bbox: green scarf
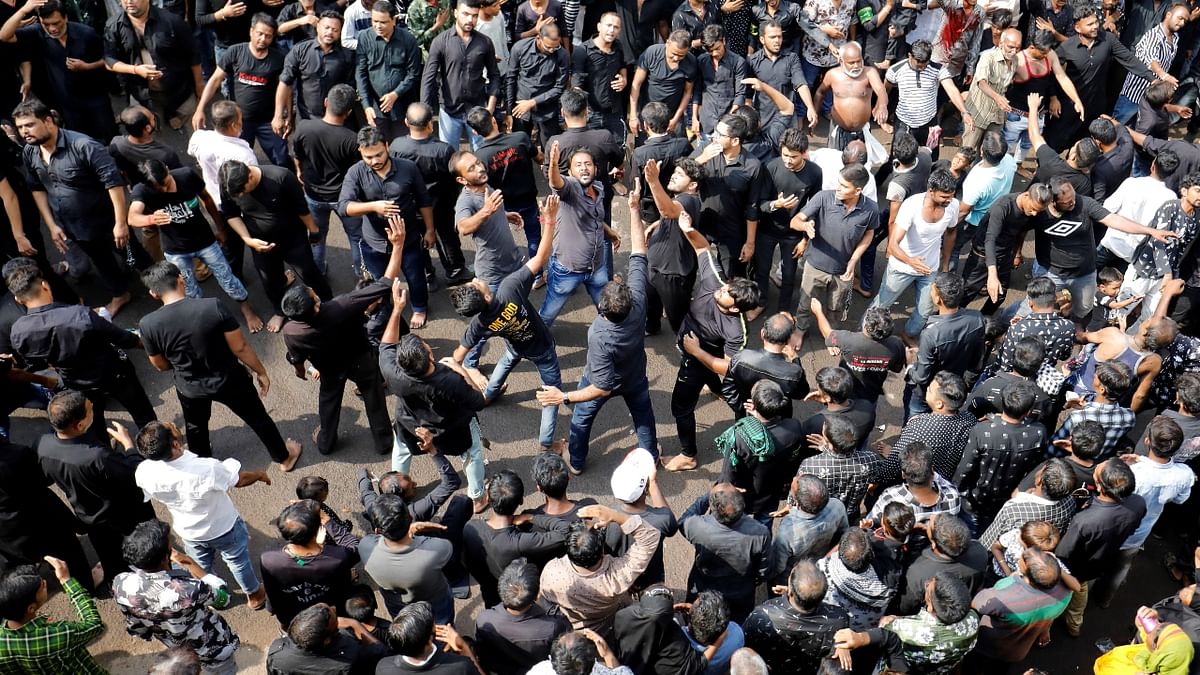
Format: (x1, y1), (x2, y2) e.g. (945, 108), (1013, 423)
(716, 417), (775, 467)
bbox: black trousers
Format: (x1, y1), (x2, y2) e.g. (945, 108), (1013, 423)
(755, 230), (803, 312)
(961, 246), (1011, 315)
(671, 353), (739, 458)
(178, 369), (289, 463)
(1095, 245), (1130, 273)
(1171, 284), (1200, 333)
(74, 236), (130, 298)
(317, 351), (393, 455)
(513, 117), (563, 150)
(89, 507), (154, 588)
(252, 232), (331, 311)
(646, 272), (694, 335)
(426, 199), (466, 277)
(80, 356), (156, 440)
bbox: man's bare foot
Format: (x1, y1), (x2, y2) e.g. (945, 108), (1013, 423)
(91, 563), (104, 588)
(105, 292), (132, 318)
(473, 495), (489, 514)
(312, 426), (321, 443)
(266, 315), (286, 333)
(276, 439), (303, 472)
(241, 304), (264, 333)
(247, 587), (267, 610)
(900, 332), (918, 349)
(284, 269), (297, 285)
(663, 454), (698, 471)
(549, 439), (567, 456)
(410, 311), (427, 329)
(745, 307), (764, 322)
(533, 276), (546, 290)
(853, 283), (873, 299)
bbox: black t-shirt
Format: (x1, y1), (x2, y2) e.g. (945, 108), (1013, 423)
(218, 43), (287, 124)
(460, 266), (553, 358)
(473, 132), (539, 203)
(221, 165), (310, 240)
(1034, 196), (1110, 277)
(799, 398), (877, 450)
(826, 329), (905, 401)
(107, 137), (182, 185)
(637, 44), (699, 114)
(678, 250), (746, 358)
(291, 119), (360, 202)
(129, 168), (216, 255)
(761, 158), (823, 237)
(1033, 144), (1093, 198)
(138, 298), (242, 398)
(1019, 456), (1096, 494)
(1056, 495), (1147, 582)
(648, 192), (701, 278)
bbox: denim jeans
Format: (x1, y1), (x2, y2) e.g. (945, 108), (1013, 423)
(587, 110), (627, 145)
(514, 200), (541, 262)
(0, 381), (50, 440)
(438, 109), (482, 149)
(382, 588), (454, 625)
(362, 242), (429, 312)
(1033, 259), (1096, 320)
(1002, 111), (1040, 161)
(870, 263), (936, 336)
(240, 122), (289, 166)
(538, 255), (610, 327)
(307, 196), (363, 276)
(1112, 94), (1140, 125)
(567, 374), (658, 472)
(164, 242), (248, 301)
(799, 59), (833, 119)
(392, 418), (486, 499)
(484, 345), (561, 447)
(182, 518), (260, 595)
(902, 380), (932, 423)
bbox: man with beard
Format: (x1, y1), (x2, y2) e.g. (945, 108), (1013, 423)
(355, 0), (423, 142)
(814, 42), (888, 155)
(571, 12), (629, 143)
(746, 20), (817, 143)
(274, 12), (356, 133)
(1044, 5), (1155, 151)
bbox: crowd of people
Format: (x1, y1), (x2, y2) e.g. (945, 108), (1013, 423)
(0, 0), (1198, 671)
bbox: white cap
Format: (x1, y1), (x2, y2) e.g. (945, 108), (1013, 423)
(611, 448), (655, 503)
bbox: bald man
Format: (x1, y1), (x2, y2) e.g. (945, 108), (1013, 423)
(813, 42), (889, 153)
(961, 29), (1022, 150)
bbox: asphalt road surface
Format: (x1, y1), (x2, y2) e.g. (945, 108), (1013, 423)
(12, 143), (1173, 675)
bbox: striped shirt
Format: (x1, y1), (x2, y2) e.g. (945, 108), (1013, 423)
(1121, 24), (1178, 104)
(886, 60), (952, 127)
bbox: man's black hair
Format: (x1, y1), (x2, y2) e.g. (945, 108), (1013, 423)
(927, 169), (958, 194)
(909, 40), (932, 62)
(1030, 28), (1056, 51)
(1038, 458), (1078, 500)
(717, 113), (748, 141)
(1069, 420), (1105, 461)
(1145, 416), (1184, 459)
(136, 421), (177, 461)
(837, 527), (873, 573)
(326, 84), (357, 117)
(36, 0), (67, 19)
(250, 10), (277, 30)
(487, 469), (525, 516)
(779, 127), (809, 154)
(138, 158), (172, 187)
(709, 485), (745, 526)
(357, 125), (387, 148)
(724, 278), (761, 311)
(1010, 336), (1046, 378)
(550, 632), (600, 675)
(1088, 118), (1117, 145)
(560, 88), (588, 118)
(11, 98), (52, 122)
(532, 452), (570, 499)
(762, 312), (796, 345)
(840, 163), (869, 189)
(882, 502), (915, 538)
(1178, 372), (1200, 415)
(933, 272), (966, 309)
(1097, 458), (1136, 499)
(280, 283), (317, 320)
(640, 102), (671, 135)
(295, 476), (330, 501)
(598, 279), (633, 323)
(1000, 380), (1036, 419)
(700, 24), (725, 49)
(900, 441), (934, 486)
(751, 379), (789, 420)
(387, 601), (435, 656)
(119, 105), (154, 137)
(275, 500), (322, 545)
(1023, 548), (1062, 589)
(1026, 276), (1057, 309)
(141, 261), (183, 297)
(794, 474), (829, 515)
(47, 389), (88, 432)
(393, 334), (431, 377)
(218, 159), (252, 198)
(823, 414), (857, 454)
(0, 566), (42, 622)
(788, 560), (827, 612)
(1153, 150), (1181, 179)
(366, 493), (412, 541)
(1096, 361), (1133, 401)
(816, 366), (853, 404)
(862, 307), (894, 340)
(448, 284), (488, 318)
(465, 106), (495, 136)
(933, 371), (967, 411)
(343, 584), (379, 622)
(123, 519), (172, 571)
(891, 132), (919, 166)
(930, 514), (970, 557)
(928, 572), (971, 624)
(565, 520), (605, 568)
(981, 131), (1006, 165)
(1074, 138), (1101, 169)
(288, 604), (335, 651)
(498, 557), (540, 611)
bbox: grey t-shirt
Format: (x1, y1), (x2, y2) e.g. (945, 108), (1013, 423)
(800, 191), (880, 275)
(455, 188), (524, 285)
(359, 534), (452, 606)
(553, 178), (608, 273)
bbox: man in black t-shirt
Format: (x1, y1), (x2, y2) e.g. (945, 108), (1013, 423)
(138, 262), (302, 472)
(811, 302), (904, 402)
(129, 161), (263, 331)
(642, 157), (702, 335)
(1033, 176), (1175, 322)
(965, 184), (1052, 314)
(219, 160), (332, 333)
(756, 128), (823, 313)
(450, 198), (561, 452)
(663, 208), (761, 472)
(195, 15), (289, 166)
(280, 225), (408, 457)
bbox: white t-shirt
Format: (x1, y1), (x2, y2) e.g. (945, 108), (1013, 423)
(1100, 176), (1177, 261)
(891, 192), (960, 275)
(135, 451), (242, 542)
(812, 148), (879, 203)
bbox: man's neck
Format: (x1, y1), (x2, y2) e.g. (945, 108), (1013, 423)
(595, 37), (613, 52)
(1001, 413), (1023, 425)
(160, 291), (186, 306)
(487, 514), (513, 529)
(410, 129), (432, 140)
(249, 44), (269, 59)
(485, 129), (500, 140)
(1182, 198), (1196, 216)
(127, 133), (154, 146)
(403, 643), (437, 665)
(1030, 304), (1055, 314)
(321, 113), (346, 126)
(841, 194), (860, 209)
(39, 128), (59, 153)
(647, 131), (667, 141)
(938, 305), (959, 317)
(455, 25), (471, 39)
(22, 295), (52, 310)
(763, 342), (785, 354)
(374, 159), (393, 178)
(564, 116), (587, 130)
(1149, 452), (1171, 465)
(318, 40), (335, 53)
(825, 400), (849, 412)
(54, 430), (83, 441)
(542, 497), (573, 515)
(722, 146), (741, 163)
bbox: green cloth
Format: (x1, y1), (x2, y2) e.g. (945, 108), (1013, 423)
(407, 0), (451, 55)
(885, 608), (980, 675)
(0, 578), (107, 674)
(716, 417), (774, 466)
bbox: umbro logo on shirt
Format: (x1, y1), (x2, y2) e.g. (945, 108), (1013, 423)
(1044, 219), (1084, 237)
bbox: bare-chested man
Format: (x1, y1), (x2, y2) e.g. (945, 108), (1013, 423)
(815, 42), (888, 152)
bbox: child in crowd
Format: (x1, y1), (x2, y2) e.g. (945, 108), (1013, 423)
(990, 520), (1082, 591)
(296, 476), (354, 535)
(1094, 267), (1143, 331)
(344, 585), (392, 645)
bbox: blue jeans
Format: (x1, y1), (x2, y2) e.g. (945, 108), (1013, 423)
(567, 374), (658, 472)
(1112, 94), (1140, 125)
(1002, 111), (1040, 160)
(182, 518), (260, 595)
(484, 345), (561, 447)
(240, 122), (288, 166)
(164, 242), (247, 301)
(362, 242), (429, 313)
(0, 381), (50, 440)
(438, 109), (482, 149)
(307, 196), (363, 276)
(538, 255), (610, 327)
(799, 59), (833, 120)
(1033, 260), (1096, 321)
(870, 263), (936, 337)
(392, 418), (486, 499)
(902, 380), (932, 423)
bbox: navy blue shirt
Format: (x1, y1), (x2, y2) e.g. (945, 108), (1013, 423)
(585, 253), (648, 392)
(338, 156), (433, 253)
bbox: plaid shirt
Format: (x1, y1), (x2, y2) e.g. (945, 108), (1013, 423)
(799, 450), (885, 521)
(866, 474), (962, 525)
(979, 492), (1076, 547)
(0, 578), (106, 674)
(1050, 401), (1136, 460)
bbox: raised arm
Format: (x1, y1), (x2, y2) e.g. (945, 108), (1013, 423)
(643, 159), (681, 219)
(628, 178), (647, 255)
(547, 140), (565, 190)
(526, 194), (559, 273)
